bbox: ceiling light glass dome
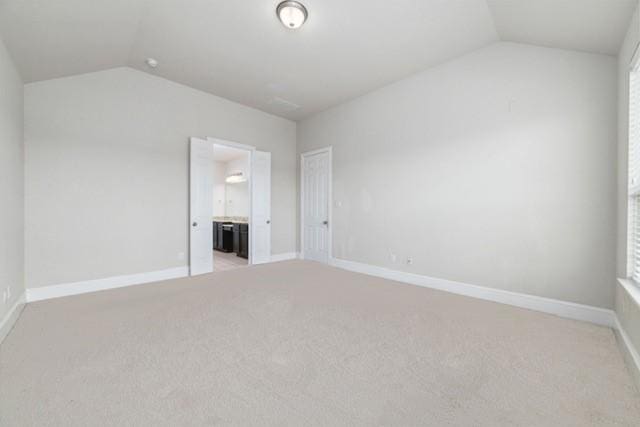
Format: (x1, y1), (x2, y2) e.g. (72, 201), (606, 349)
(276, 1), (308, 29)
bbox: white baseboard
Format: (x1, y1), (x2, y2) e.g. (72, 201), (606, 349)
(26, 266), (189, 303)
(0, 291), (26, 345)
(329, 257), (615, 327)
(614, 315), (640, 391)
(270, 252), (299, 262)
(25, 254), (300, 303)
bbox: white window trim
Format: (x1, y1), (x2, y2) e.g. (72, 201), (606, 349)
(626, 47), (640, 285)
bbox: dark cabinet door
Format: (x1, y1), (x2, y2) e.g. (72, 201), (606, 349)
(212, 221), (218, 249)
(218, 223), (233, 252)
(238, 224), (249, 259)
(233, 224), (240, 253)
(216, 223), (224, 251)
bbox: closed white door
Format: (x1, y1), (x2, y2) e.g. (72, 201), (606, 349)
(252, 151), (271, 264)
(189, 137), (214, 275)
(302, 150), (330, 263)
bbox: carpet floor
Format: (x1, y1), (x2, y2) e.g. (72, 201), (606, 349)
(1, 260), (639, 426)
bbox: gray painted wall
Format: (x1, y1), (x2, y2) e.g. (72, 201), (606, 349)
(25, 67), (296, 289)
(0, 36), (24, 322)
(298, 42), (617, 309)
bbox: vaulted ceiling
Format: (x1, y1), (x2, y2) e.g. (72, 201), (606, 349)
(487, 0), (637, 56)
(0, 0), (636, 120)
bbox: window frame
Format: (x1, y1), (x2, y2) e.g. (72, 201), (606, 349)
(627, 48), (640, 283)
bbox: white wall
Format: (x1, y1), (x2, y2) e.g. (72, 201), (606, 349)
(298, 42), (617, 309)
(0, 36), (24, 324)
(213, 160), (226, 217)
(224, 156), (250, 217)
(25, 67), (296, 289)
(212, 156), (250, 218)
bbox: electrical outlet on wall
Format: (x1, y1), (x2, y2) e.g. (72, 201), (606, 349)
(390, 253), (397, 263)
(406, 257), (413, 265)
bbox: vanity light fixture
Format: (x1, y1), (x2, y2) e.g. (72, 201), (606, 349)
(226, 172), (247, 184)
(276, 1), (308, 29)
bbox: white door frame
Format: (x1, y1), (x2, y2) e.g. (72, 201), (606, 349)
(300, 146), (333, 262)
(208, 137), (255, 266)
(188, 137), (256, 273)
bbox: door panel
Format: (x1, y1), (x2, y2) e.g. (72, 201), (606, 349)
(252, 151), (271, 264)
(303, 150), (330, 263)
(189, 137), (214, 275)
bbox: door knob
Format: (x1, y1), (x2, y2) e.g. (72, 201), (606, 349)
(266, 220), (271, 224)
(323, 220), (328, 225)
(192, 222), (198, 227)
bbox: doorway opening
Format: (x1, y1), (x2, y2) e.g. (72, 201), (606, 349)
(212, 143), (251, 271)
(189, 137), (272, 276)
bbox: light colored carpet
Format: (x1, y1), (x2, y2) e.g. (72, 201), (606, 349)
(1, 260), (639, 426)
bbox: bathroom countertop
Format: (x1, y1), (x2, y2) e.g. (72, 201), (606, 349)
(213, 217), (249, 224)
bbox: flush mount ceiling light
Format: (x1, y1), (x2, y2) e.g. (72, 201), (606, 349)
(276, 1), (308, 29)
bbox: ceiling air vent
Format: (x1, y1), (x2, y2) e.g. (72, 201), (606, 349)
(268, 96), (301, 112)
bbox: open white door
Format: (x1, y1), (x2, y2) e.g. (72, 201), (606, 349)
(252, 151), (271, 264)
(190, 137), (214, 275)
